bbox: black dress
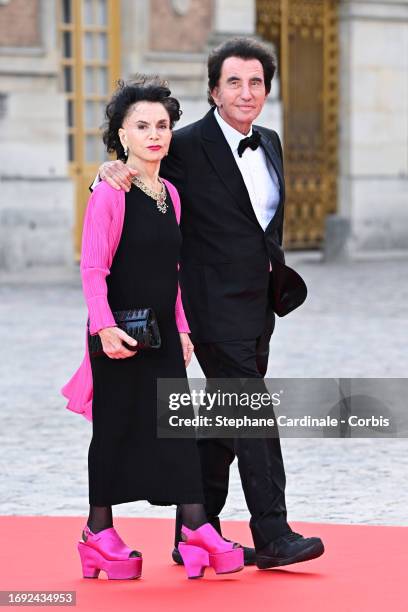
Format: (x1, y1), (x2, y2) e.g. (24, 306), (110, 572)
(88, 183), (204, 507)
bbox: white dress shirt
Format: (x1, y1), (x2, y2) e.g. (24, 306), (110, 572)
(214, 108), (280, 232)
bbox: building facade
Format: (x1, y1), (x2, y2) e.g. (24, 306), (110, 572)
(0, 0), (407, 269)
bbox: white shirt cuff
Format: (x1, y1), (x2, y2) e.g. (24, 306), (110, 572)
(91, 174), (101, 191)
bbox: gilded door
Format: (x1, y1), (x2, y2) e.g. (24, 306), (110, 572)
(257, 0), (339, 248)
(58, 0), (120, 258)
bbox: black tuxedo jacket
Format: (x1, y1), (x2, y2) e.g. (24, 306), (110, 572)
(161, 108), (306, 343)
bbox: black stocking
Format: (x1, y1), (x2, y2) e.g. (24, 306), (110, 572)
(179, 503), (207, 531)
(86, 505), (140, 558)
(87, 505), (113, 533)
(177, 505), (239, 548)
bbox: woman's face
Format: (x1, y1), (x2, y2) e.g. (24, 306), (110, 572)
(118, 101), (172, 162)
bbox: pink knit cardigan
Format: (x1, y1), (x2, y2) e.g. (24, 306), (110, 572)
(61, 178), (190, 422)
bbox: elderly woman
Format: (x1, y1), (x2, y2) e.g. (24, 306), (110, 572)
(62, 77), (243, 581)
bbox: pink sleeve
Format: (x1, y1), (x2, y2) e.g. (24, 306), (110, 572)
(80, 185), (117, 335)
(162, 179), (191, 334)
(175, 280), (190, 333)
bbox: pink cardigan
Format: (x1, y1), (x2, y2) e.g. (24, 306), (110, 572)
(61, 178), (190, 422)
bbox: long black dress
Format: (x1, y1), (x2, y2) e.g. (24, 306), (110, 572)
(88, 182), (204, 507)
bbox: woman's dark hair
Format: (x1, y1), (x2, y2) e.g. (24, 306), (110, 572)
(207, 37), (277, 106)
(103, 75), (182, 161)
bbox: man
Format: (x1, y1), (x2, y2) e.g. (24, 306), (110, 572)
(97, 37), (324, 569)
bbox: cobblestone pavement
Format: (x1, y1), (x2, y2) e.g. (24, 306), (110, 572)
(1, 254), (407, 527)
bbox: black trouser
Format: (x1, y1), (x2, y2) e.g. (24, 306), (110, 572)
(175, 304), (291, 551)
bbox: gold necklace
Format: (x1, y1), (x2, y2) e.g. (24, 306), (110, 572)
(131, 176), (168, 214)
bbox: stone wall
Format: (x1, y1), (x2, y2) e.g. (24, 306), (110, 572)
(0, 0), (40, 48)
(0, 0), (73, 270)
(149, 0), (213, 52)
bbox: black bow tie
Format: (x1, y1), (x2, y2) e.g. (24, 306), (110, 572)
(237, 130), (261, 157)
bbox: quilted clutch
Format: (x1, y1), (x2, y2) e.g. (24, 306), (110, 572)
(88, 308), (161, 356)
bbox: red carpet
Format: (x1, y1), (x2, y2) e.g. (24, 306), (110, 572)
(0, 516), (406, 611)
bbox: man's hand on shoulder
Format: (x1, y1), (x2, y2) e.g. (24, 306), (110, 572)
(99, 160), (138, 192)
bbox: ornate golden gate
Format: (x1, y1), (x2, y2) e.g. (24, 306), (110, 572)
(257, 0), (339, 248)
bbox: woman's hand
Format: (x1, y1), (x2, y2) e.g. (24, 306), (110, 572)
(99, 160), (138, 192)
(179, 333), (194, 367)
(98, 326), (138, 359)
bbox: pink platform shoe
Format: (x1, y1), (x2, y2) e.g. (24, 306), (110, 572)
(77, 525), (142, 580)
(178, 523), (244, 579)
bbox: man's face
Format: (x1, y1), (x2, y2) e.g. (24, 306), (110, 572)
(211, 56), (268, 134)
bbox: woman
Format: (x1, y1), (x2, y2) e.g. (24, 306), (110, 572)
(62, 77), (243, 580)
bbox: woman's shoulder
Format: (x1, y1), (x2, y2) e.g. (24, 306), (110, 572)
(90, 180), (125, 212)
(93, 180), (126, 198)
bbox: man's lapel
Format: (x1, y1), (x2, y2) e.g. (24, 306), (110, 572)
(200, 109), (258, 223)
(258, 129), (285, 204)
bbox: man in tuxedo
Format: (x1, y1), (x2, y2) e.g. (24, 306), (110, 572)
(97, 37), (324, 569)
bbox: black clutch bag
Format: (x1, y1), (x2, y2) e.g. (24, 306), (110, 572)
(88, 308), (161, 356)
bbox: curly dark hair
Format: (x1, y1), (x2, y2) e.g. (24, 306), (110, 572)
(207, 37), (277, 106)
(102, 75), (182, 161)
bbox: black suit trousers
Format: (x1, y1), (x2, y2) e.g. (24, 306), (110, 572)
(175, 303), (291, 551)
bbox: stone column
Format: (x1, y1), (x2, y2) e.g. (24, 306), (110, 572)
(213, 0), (256, 39)
(330, 0), (408, 258)
(120, 0), (150, 78)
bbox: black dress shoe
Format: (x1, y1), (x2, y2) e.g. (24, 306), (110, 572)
(256, 531), (324, 569)
(172, 542), (256, 566)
